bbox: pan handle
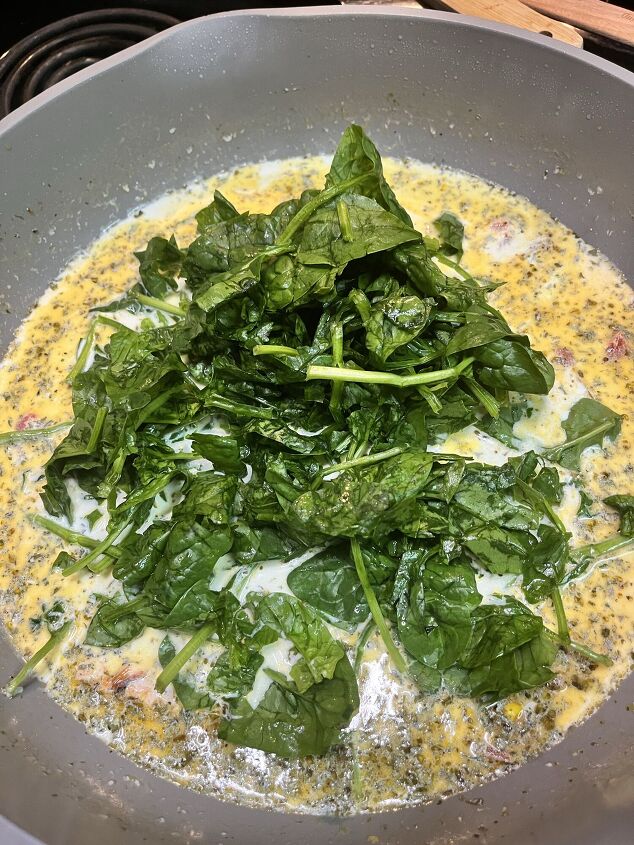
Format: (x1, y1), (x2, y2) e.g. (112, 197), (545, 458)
(427, 1), (584, 46)
(524, 0), (634, 49)
(340, 0), (584, 48)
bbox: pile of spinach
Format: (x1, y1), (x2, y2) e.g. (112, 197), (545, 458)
(6, 125), (632, 760)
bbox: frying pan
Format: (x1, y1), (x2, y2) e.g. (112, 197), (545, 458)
(1, 7), (633, 844)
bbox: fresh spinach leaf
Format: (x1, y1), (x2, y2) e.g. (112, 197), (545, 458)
(28, 124), (626, 756)
(521, 525), (569, 604)
(543, 398), (622, 470)
(604, 494), (634, 537)
(249, 592), (345, 693)
(460, 599), (544, 668)
(433, 212), (464, 260)
(351, 288), (433, 364)
(287, 547), (369, 629)
(397, 555), (481, 670)
(472, 338), (555, 394)
(326, 124), (413, 225)
(190, 432), (248, 475)
(134, 235), (183, 298)
(218, 654), (359, 758)
(290, 447), (435, 540)
(467, 628), (557, 701)
(158, 635), (214, 710)
(85, 593), (145, 648)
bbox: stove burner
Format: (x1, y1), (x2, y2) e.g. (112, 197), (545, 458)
(0, 8), (179, 118)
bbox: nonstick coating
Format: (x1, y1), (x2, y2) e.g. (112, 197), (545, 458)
(0, 8), (633, 845)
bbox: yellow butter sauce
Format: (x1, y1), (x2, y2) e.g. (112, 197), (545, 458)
(0, 155), (632, 814)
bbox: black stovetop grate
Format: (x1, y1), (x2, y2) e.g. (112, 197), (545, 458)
(0, 7), (179, 118)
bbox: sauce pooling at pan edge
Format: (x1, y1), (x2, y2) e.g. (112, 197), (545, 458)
(0, 151), (632, 814)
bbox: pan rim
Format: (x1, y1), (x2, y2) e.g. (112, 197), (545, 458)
(1, 6), (633, 844)
(0, 5), (633, 139)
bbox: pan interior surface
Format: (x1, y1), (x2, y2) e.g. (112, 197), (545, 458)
(0, 8), (633, 845)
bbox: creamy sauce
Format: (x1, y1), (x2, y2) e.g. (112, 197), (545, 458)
(0, 156), (633, 814)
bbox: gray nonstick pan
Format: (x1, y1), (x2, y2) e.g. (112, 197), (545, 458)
(1, 7), (633, 845)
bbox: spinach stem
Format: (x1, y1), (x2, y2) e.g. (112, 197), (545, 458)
(100, 595), (148, 623)
(252, 344), (298, 357)
(566, 639), (612, 666)
(68, 315), (131, 382)
(354, 618), (376, 674)
(402, 366), (444, 413)
(552, 587), (570, 644)
(543, 420), (615, 464)
(96, 449), (127, 499)
(384, 351), (443, 371)
(564, 535), (634, 584)
(329, 321), (344, 421)
(32, 515), (119, 558)
(462, 376), (500, 419)
(62, 519), (131, 576)
(155, 451), (198, 461)
(135, 387), (180, 428)
(134, 293), (186, 317)
(433, 252), (472, 280)
(336, 199), (353, 242)
(306, 357), (474, 388)
(546, 629), (612, 667)
(93, 314), (130, 331)
(5, 623), (71, 697)
(416, 384), (443, 413)
(86, 406), (107, 453)
(515, 478), (567, 534)
(68, 319), (98, 381)
(202, 392), (275, 420)
(351, 539), (406, 673)
(155, 622), (214, 693)
(572, 533), (634, 561)
(114, 472), (173, 514)
(0, 421), (72, 445)
(277, 174), (366, 244)
(312, 446), (403, 490)
(543, 501), (567, 535)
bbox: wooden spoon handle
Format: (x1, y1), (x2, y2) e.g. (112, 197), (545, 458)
(433, 0), (584, 46)
(524, 0), (634, 48)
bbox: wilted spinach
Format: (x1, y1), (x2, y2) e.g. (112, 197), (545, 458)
(8, 124), (628, 758)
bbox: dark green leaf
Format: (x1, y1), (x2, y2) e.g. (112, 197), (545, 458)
(296, 194), (420, 267)
(473, 338), (555, 394)
(190, 432), (248, 475)
(351, 288), (433, 363)
(604, 494), (634, 537)
(249, 592), (345, 693)
(290, 448), (435, 540)
(397, 556), (481, 670)
(464, 524), (535, 575)
(195, 190), (240, 231)
(467, 628), (557, 701)
(543, 398), (622, 470)
(142, 519), (232, 611)
(158, 636), (213, 710)
(218, 654), (358, 758)
(85, 593), (145, 648)
(522, 525), (569, 604)
(134, 235), (183, 298)
(460, 599), (544, 669)
(433, 211), (464, 259)
(287, 547), (369, 630)
(326, 124), (413, 225)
